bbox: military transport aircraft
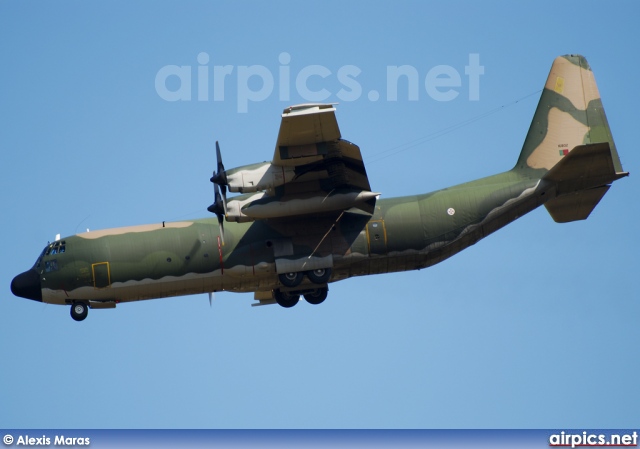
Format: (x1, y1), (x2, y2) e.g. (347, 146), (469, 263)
(11, 55), (628, 321)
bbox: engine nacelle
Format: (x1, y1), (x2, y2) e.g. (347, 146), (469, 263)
(225, 192), (264, 223)
(225, 162), (296, 193)
(246, 189), (378, 219)
(225, 189), (378, 222)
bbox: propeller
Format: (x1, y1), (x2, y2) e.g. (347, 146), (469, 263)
(207, 141), (228, 244)
(211, 141), (228, 212)
(208, 291), (213, 307)
(207, 183), (226, 244)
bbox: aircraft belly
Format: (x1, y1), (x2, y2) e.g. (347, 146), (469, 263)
(352, 174), (543, 278)
(41, 289), (70, 305)
(47, 270), (279, 303)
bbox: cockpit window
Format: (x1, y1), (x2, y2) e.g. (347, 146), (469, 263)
(37, 240), (67, 272)
(43, 241), (68, 258)
(35, 247), (47, 270)
(45, 259), (58, 272)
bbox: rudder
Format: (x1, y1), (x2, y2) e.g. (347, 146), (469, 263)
(514, 54), (623, 176)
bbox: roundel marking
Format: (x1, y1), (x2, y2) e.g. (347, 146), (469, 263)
(447, 208), (455, 216)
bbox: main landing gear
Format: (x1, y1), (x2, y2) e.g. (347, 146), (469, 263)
(70, 302), (89, 321)
(303, 288), (328, 305)
(274, 290), (300, 308)
(278, 271), (305, 288)
(274, 268), (332, 308)
(274, 286), (329, 308)
(277, 268), (332, 288)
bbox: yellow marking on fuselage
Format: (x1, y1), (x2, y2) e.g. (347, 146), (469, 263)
(366, 219), (388, 247)
(544, 56), (600, 110)
(92, 262), (111, 289)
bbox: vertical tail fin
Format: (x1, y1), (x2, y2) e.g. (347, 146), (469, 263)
(514, 55), (628, 222)
(515, 54), (623, 176)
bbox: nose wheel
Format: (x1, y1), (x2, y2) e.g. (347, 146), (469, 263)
(70, 302), (88, 321)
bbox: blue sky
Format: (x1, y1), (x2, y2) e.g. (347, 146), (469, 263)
(1, 1), (638, 429)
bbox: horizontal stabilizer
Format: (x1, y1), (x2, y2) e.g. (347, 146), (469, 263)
(543, 142), (628, 195)
(544, 185), (609, 223)
(542, 142), (628, 223)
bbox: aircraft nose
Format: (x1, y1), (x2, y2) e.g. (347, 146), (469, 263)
(11, 269), (42, 302)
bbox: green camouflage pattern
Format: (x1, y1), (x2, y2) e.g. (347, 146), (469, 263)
(11, 55), (628, 319)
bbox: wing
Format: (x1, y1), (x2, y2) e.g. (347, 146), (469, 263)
(272, 103), (372, 193)
(273, 103), (340, 164)
(225, 103), (377, 222)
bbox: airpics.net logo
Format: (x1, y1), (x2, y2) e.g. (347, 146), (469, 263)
(155, 52), (485, 113)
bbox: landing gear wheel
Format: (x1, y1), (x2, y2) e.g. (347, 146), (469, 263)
(306, 268), (331, 284)
(274, 290), (300, 308)
(304, 288), (328, 305)
(70, 302), (88, 321)
(278, 272), (304, 288)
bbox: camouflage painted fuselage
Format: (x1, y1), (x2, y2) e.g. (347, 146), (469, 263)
(37, 169), (541, 306)
(12, 54), (628, 316)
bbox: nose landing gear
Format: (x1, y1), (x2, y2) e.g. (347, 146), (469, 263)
(70, 302), (89, 322)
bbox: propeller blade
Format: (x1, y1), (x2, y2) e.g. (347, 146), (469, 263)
(208, 291), (213, 307)
(210, 141), (227, 186)
(216, 141), (225, 174)
(215, 183), (226, 243)
(207, 184), (225, 216)
(217, 212), (225, 245)
(220, 183), (227, 214)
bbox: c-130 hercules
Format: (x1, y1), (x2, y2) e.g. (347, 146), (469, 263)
(11, 55), (628, 321)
